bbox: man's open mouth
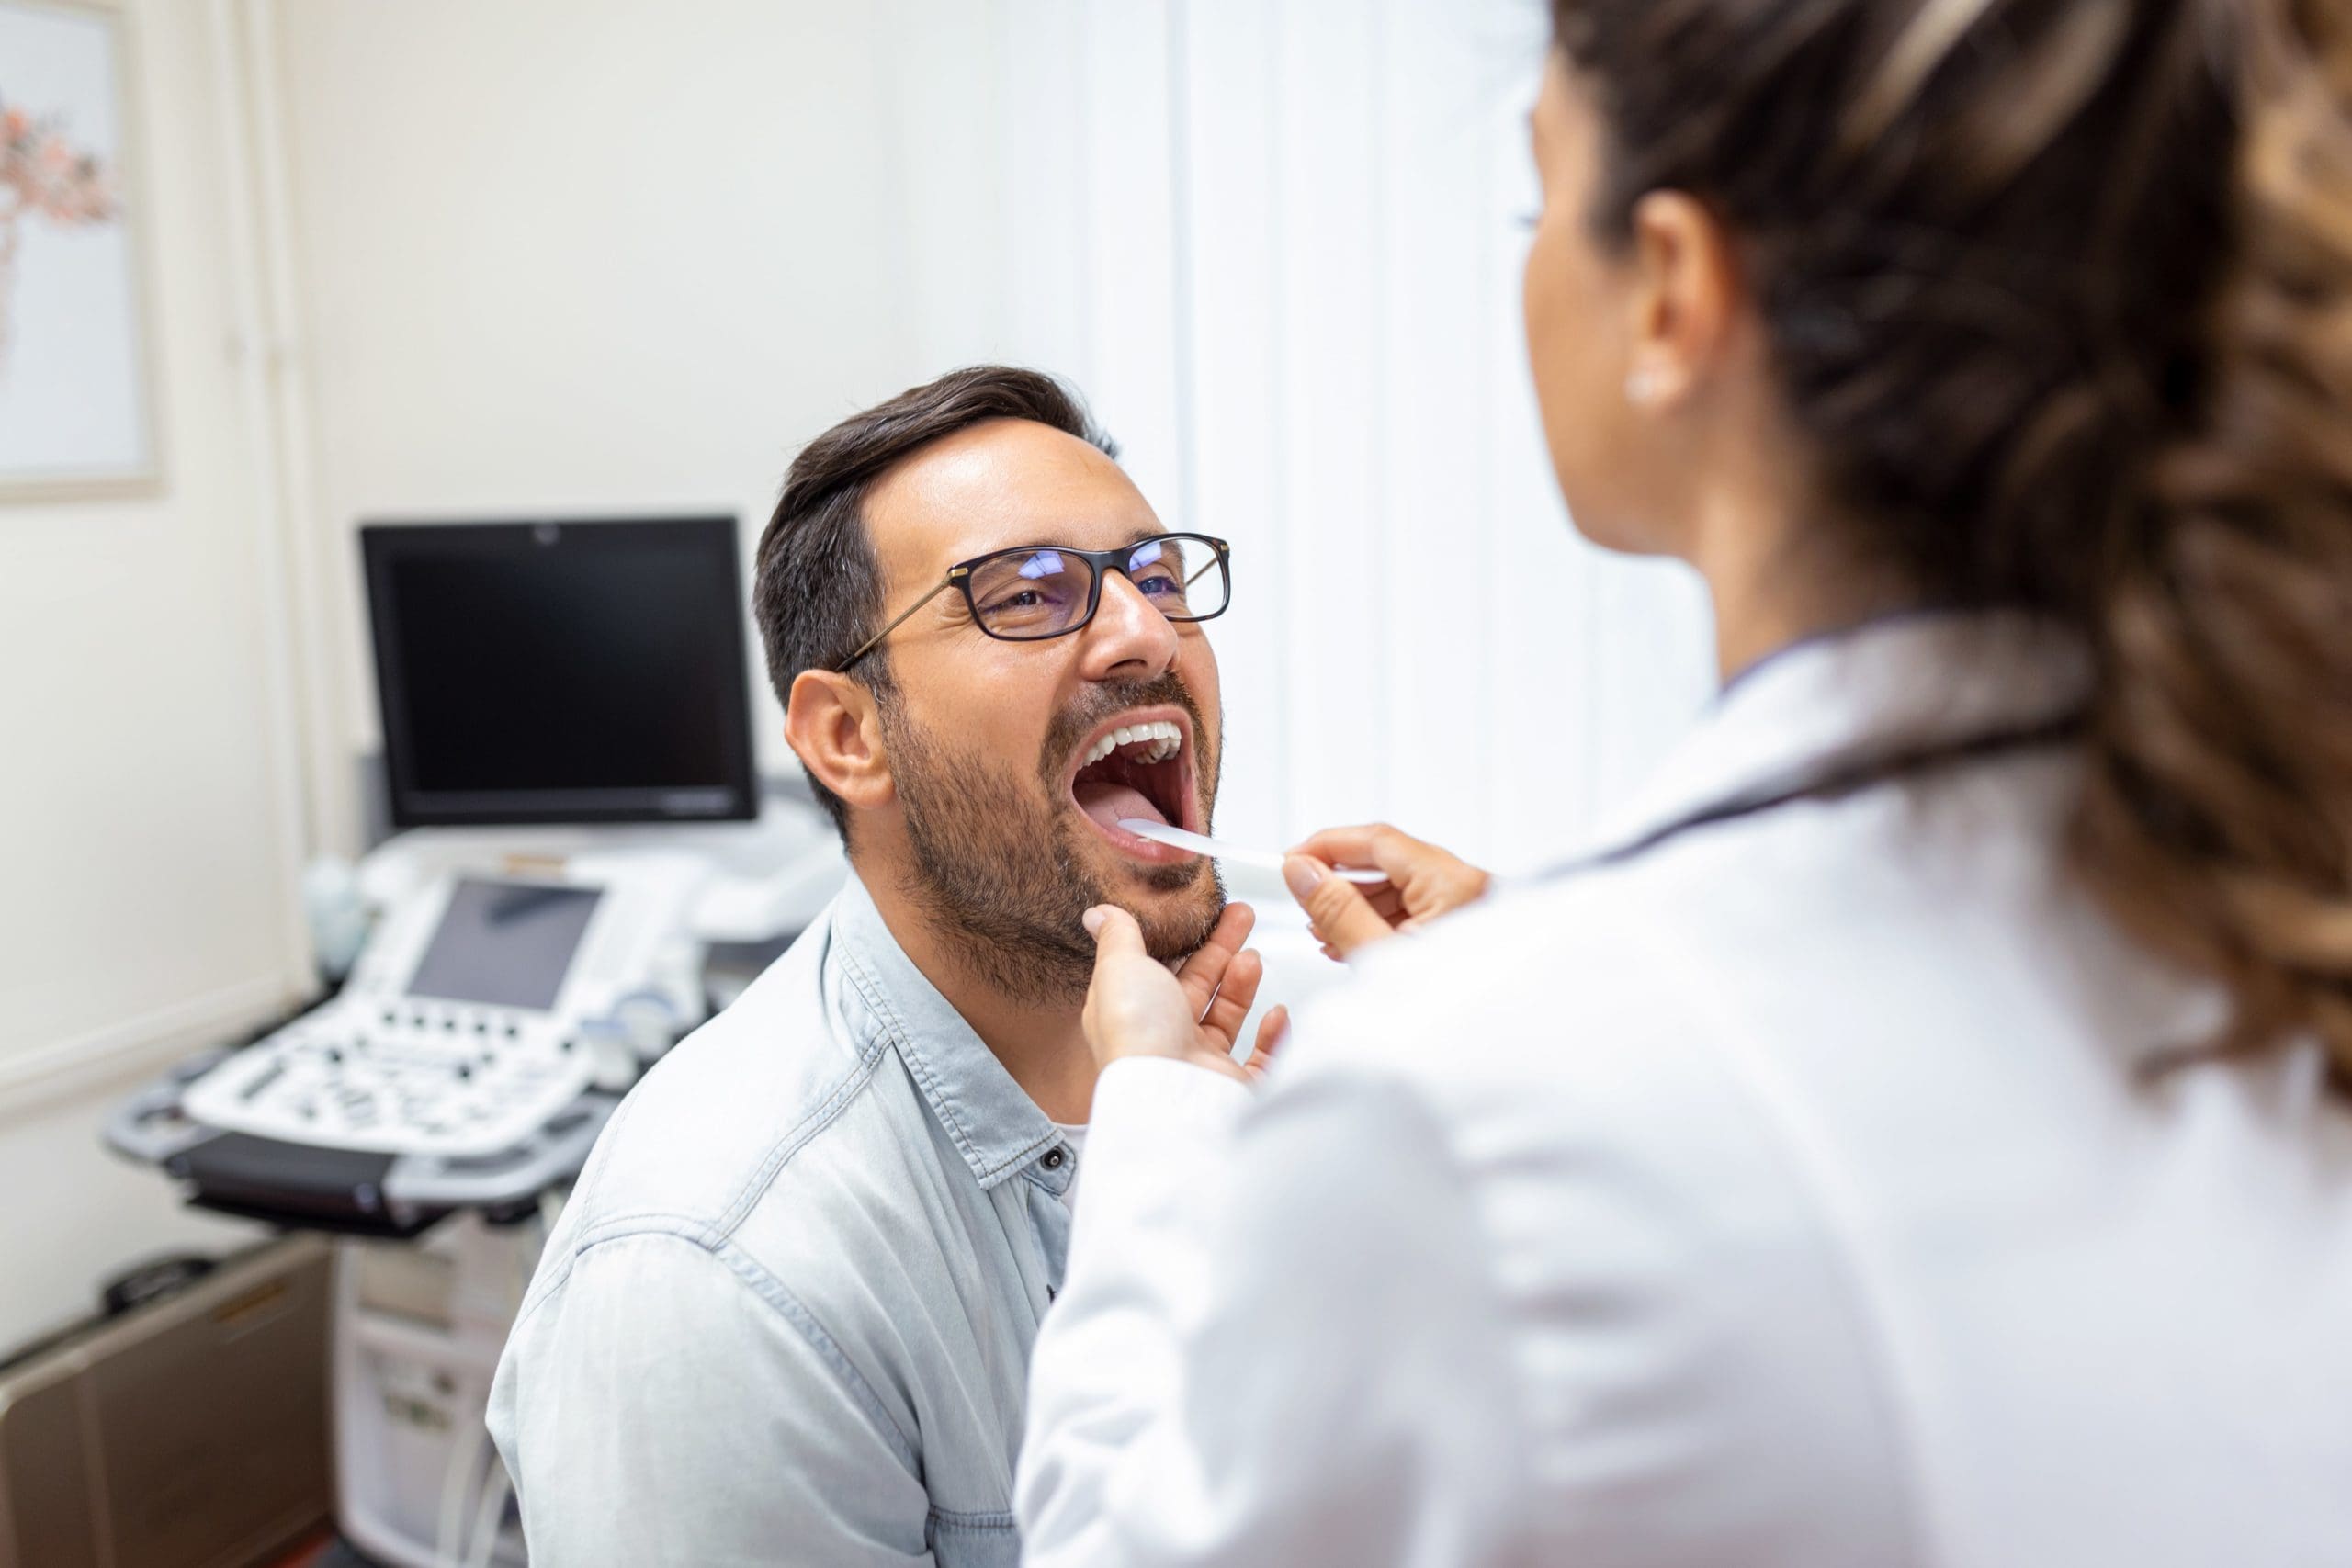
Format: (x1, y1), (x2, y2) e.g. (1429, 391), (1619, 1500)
(1065, 707), (1199, 862)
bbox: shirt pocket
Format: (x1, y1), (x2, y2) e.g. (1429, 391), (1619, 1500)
(927, 1506), (1019, 1568)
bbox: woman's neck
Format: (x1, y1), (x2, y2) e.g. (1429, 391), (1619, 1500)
(1686, 485), (1920, 684)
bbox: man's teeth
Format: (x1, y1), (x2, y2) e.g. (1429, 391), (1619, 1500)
(1080, 720), (1183, 769)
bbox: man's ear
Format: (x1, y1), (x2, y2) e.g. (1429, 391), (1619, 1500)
(786, 669), (896, 815)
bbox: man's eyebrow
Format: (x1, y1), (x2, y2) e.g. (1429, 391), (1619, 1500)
(978, 526), (1163, 557)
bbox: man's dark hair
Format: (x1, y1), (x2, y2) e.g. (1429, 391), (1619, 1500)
(753, 365), (1118, 838)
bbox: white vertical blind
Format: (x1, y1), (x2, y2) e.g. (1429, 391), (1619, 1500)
(917, 0), (1722, 873)
(1174, 0), (1288, 854)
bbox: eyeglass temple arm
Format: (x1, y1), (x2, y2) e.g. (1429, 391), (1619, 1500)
(1183, 542), (1227, 589)
(837, 579), (955, 672)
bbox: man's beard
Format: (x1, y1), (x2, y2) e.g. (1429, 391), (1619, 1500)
(883, 673), (1226, 1005)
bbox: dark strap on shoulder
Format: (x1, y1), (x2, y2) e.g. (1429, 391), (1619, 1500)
(1544, 711), (2088, 881)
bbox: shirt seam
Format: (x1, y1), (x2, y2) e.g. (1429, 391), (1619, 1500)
(533, 1221), (925, 1480)
(840, 938), (1059, 1190)
(926, 1505), (1016, 1533)
(551, 1024), (894, 1254)
(711, 1014), (895, 1237)
(550, 1078), (642, 1224)
(712, 1235), (924, 1478)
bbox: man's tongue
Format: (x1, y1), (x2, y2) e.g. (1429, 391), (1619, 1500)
(1075, 778), (1166, 831)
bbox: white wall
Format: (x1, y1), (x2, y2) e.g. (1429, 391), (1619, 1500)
(0, 1072), (263, 1351)
(272, 0), (974, 852)
(0, 0), (303, 1350)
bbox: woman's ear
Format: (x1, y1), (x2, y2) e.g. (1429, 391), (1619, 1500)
(1623, 188), (1740, 408)
(786, 670), (896, 816)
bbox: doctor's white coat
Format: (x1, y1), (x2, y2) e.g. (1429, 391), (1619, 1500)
(1017, 613), (2352, 1568)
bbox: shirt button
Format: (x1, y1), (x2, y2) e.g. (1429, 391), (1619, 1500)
(1041, 1147), (1067, 1171)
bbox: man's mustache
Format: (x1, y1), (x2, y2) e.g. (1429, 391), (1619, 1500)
(1039, 672), (1211, 783)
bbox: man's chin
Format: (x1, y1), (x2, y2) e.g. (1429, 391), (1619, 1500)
(1129, 857), (1208, 895)
(1101, 867), (1224, 963)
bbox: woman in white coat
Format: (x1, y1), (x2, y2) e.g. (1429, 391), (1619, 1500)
(1015, 1), (2352, 1564)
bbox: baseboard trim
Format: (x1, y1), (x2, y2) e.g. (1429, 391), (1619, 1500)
(0, 976), (300, 1125)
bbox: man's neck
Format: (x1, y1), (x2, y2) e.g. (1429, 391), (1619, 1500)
(859, 866), (1098, 1124)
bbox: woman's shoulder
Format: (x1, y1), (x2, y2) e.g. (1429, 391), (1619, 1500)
(1276, 864), (1748, 1129)
(1284, 779), (1997, 1102)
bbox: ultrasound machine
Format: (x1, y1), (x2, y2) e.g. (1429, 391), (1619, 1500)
(107, 516), (843, 1568)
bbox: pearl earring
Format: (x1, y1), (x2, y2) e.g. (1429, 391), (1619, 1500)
(1625, 366), (1663, 405)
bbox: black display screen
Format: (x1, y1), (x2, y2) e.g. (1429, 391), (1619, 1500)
(405, 878), (603, 1011)
(364, 518), (755, 826)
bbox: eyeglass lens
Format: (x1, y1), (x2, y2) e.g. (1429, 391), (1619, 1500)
(965, 536), (1227, 640)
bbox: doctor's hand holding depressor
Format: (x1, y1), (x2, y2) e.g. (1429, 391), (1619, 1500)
(1283, 824), (1492, 960)
(1079, 900), (1289, 1077)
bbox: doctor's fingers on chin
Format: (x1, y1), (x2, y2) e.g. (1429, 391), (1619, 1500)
(1200, 950), (1266, 1039)
(1083, 903), (1147, 952)
(1180, 903), (1258, 976)
(1176, 910), (1256, 1010)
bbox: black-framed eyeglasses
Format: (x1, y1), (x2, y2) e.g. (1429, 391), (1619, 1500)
(835, 532), (1231, 672)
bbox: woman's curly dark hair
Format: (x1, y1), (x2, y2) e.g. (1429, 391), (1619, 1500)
(1552, 0), (2352, 1090)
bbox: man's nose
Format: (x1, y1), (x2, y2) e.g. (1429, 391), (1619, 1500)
(1078, 570), (1180, 682)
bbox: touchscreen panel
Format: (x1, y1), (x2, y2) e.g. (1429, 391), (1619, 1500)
(405, 879), (603, 1011)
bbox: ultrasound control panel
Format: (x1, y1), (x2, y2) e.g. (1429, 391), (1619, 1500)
(183, 868), (696, 1158)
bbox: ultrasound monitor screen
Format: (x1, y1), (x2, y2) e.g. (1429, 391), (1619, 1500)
(364, 518), (755, 825)
(406, 879), (603, 1011)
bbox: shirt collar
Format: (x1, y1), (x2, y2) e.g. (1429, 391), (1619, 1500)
(1595, 608), (2093, 852)
(827, 872), (1067, 1191)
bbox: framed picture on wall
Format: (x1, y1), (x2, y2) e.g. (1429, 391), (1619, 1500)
(0, 0), (157, 500)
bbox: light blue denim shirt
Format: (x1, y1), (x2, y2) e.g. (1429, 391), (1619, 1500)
(489, 874), (1077, 1567)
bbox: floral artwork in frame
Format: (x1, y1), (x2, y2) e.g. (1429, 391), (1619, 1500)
(0, 0), (156, 499)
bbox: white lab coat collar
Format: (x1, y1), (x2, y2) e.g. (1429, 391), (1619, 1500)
(1595, 608), (2092, 854)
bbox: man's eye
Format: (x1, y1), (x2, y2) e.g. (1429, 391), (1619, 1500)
(1136, 573), (1180, 595)
(984, 589), (1046, 613)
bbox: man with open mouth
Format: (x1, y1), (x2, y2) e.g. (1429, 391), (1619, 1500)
(490, 366), (1275, 1566)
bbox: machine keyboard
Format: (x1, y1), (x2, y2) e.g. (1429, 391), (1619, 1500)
(182, 1001), (594, 1157)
